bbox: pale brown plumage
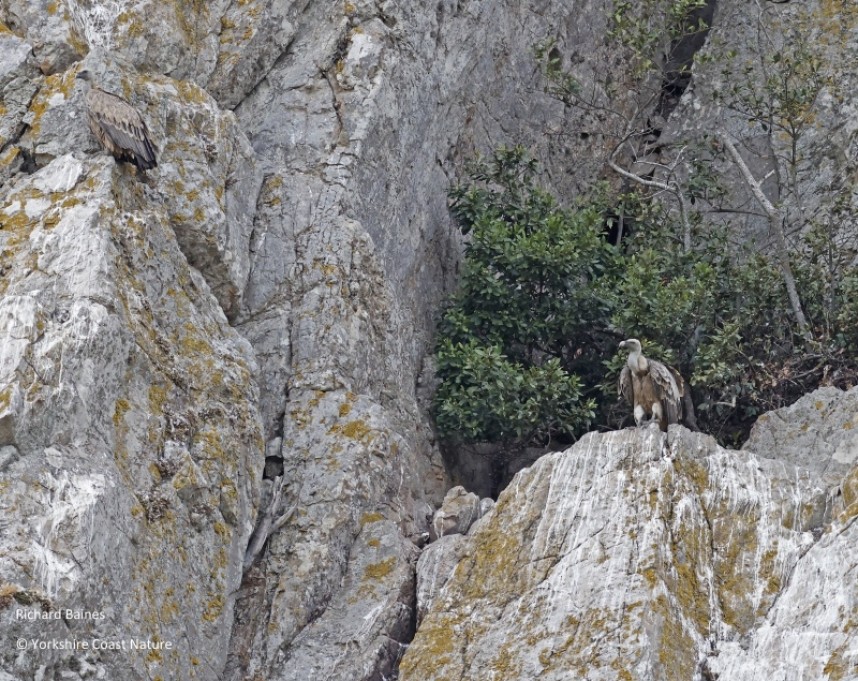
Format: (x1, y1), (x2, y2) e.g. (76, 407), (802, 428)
(77, 70), (157, 171)
(618, 338), (694, 432)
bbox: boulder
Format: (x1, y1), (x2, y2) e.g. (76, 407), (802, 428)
(430, 485), (482, 541)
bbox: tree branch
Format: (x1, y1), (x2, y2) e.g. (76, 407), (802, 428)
(243, 476), (296, 571)
(608, 141), (692, 252)
(718, 132), (811, 340)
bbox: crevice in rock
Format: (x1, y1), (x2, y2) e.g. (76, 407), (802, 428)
(222, 562), (268, 681)
(322, 52), (348, 151)
(263, 454), (283, 479)
(230, 31), (299, 114)
(658, 0), (718, 119)
(381, 565), (420, 681)
(1, 97), (40, 178)
(699, 657), (720, 680)
(242, 474), (294, 571)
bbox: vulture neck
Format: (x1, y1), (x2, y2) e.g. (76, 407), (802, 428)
(627, 349), (649, 375)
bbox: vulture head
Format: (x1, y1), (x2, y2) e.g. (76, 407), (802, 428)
(618, 338), (642, 353)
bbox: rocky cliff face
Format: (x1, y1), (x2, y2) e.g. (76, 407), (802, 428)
(663, 0), (858, 246)
(403, 391), (858, 681)
(1, 1), (856, 680)
(0, 1), (622, 680)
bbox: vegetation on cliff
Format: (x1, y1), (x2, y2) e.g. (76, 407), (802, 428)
(433, 0), (858, 454)
(434, 145), (858, 450)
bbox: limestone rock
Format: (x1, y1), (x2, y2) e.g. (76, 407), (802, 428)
(401, 420), (856, 681)
(744, 386), (858, 489)
(225, 388), (447, 681)
(415, 492), (495, 627)
(15, 54), (262, 319)
(430, 485), (482, 540)
(706, 507), (858, 681)
(0, 31), (40, 182)
(663, 0), (858, 246)
(0, 154), (262, 680)
(221, 2), (623, 675)
(1, 0), (82, 75)
(2, 1), (644, 679)
(415, 533), (469, 627)
(477, 497), (496, 525)
(6, 1), (855, 681)
(267, 518), (420, 681)
(204, 0), (301, 109)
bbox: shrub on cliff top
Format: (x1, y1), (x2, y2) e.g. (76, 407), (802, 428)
(434, 147), (858, 450)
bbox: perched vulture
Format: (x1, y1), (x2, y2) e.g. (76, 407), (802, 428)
(618, 338), (698, 432)
(76, 69), (157, 171)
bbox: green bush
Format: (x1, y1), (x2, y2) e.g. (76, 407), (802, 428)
(434, 340), (593, 444)
(434, 147), (858, 448)
(435, 147), (616, 448)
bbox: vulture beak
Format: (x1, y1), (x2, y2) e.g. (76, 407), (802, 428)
(619, 340), (627, 349)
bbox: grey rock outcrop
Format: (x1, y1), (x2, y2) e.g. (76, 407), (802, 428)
(663, 1), (858, 246)
(217, 1), (628, 679)
(403, 396), (858, 681)
(415, 533), (469, 627)
(0, 30), (39, 184)
(0, 0), (82, 75)
(429, 485), (482, 540)
(744, 386), (858, 490)
(2, 0), (625, 679)
(3, 1), (856, 680)
(0, 150), (262, 680)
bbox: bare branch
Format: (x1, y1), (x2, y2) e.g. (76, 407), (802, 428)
(719, 133), (778, 218)
(243, 475), (293, 571)
(719, 132), (811, 340)
(608, 139), (692, 252)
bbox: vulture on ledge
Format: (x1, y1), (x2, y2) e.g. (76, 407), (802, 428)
(77, 69), (157, 171)
(618, 338), (698, 432)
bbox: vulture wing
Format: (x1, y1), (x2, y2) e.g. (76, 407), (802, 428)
(648, 360), (682, 425)
(86, 88), (157, 170)
(670, 366), (700, 431)
(618, 365), (634, 406)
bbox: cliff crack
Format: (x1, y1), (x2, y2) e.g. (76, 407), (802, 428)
(322, 67), (346, 152)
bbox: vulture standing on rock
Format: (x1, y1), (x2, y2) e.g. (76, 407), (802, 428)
(76, 69), (157, 171)
(618, 338), (697, 432)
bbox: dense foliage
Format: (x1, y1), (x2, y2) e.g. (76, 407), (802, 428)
(434, 147), (858, 449)
(434, 149), (613, 446)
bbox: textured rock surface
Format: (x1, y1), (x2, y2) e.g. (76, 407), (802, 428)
(664, 1), (858, 245)
(416, 533), (469, 627)
(0, 152), (262, 680)
(430, 485), (482, 540)
(264, 515), (421, 681)
(219, 1), (628, 679)
(0, 0), (83, 75)
(1, 0), (622, 679)
(744, 386), (858, 490)
(2, 1), (857, 680)
(403, 403), (858, 681)
(0, 30), (39, 183)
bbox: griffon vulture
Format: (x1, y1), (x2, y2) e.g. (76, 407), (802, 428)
(76, 69), (157, 171)
(618, 338), (697, 432)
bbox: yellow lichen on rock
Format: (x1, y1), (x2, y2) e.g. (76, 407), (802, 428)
(363, 557), (395, 580)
